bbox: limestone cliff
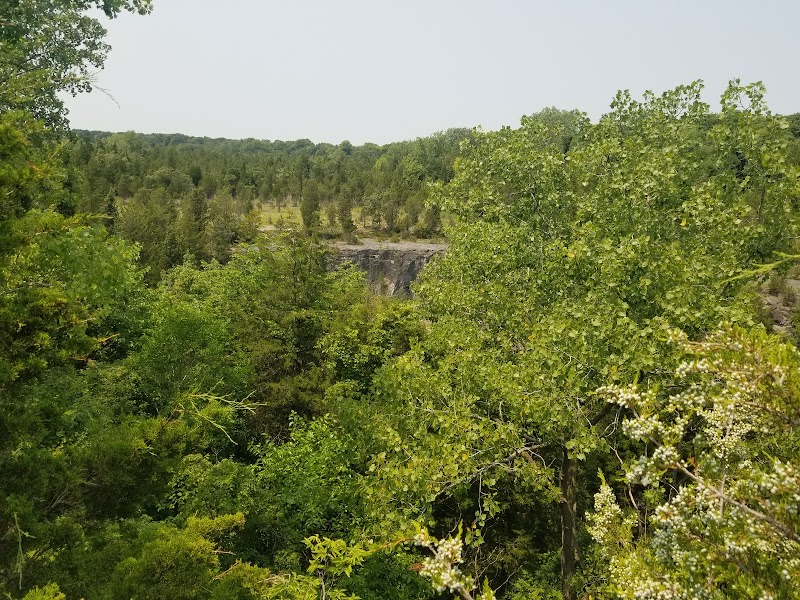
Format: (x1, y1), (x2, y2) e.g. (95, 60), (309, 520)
(329, 239), (448, 297)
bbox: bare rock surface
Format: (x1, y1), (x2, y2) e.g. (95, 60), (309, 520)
(763, 278), (800, 337)
(329, 238), (448, 297)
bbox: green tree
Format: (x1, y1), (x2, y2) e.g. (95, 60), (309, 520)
(300, 180), (321, 231)
(115, 188), (181, 281)
(204, 191), (242, 263)
(0, 0), (152, 128)
(0, 112), (62, 225)
(176, 187), (210, 259)
(365, 81), (799, 599)
(188, 164), (203, 187)
(337, 195), (356, 241)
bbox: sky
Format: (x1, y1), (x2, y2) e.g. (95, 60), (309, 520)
(63, 0), (800, 145)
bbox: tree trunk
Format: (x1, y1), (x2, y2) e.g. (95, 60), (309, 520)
(560, 447), (579, 600)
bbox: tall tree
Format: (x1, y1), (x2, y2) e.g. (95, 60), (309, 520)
(176, 187), (209, 259)
(366, 82), (799, 599)
(115, 188), (180, 280)
(300, 180), (321, 231)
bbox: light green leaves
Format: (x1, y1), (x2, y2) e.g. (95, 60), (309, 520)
(366, 81), (800, 597)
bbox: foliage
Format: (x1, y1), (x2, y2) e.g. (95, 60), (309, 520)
(0, 0), (151, 128)
(258, 415), (364, 545)
(363, 82), (800, 599)
(114, 188), (181, 280)
(0, 112), (64, 223)
(21, 583), (65, 600)
(593, 326), (800, 599)
(303, 525), (498, 600)
(0, 209), (142, 388)
(65, 127), (472, 250)
(110, 515), (242, 600)
(4, 13), (800, 598)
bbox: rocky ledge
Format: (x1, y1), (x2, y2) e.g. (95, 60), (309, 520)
(329, 239), (448, 297)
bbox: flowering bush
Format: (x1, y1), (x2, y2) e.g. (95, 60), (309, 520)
(592, 326), (800, 599)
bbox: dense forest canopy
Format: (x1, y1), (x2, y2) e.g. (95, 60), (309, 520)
(61, 126), (469, 279)
(2, 3), (800, 600)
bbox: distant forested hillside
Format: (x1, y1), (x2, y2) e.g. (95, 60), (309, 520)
(61, 127), (469, 278)
(64, 113), (800, 282)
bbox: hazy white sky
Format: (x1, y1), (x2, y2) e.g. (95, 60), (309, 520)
(63, 0), (800, 145)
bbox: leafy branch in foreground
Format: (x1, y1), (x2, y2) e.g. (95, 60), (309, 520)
(722, 251), (800, 283)
(0, 0), (152, 128)
(593, 326), (800, 599)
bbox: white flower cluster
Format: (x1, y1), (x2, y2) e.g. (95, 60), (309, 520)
(674, 358), (712, 378)
(418, 537), (474, 594)
(643, 478), (799, 597)
(622, 413), (668, 442)
(748, 461), (800, 517)
(412, 531), (478, 595)
(597, 383), (656, 409)
(626, 445), (682, 486)
(599, 326), (800, 599)
(665, 327), (688, 345)
(700, 395), (754, 461)
(587, 481), (634, 547)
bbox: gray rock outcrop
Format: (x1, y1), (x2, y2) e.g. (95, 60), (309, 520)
(330, 239), (448, 297)
(763, 278), (800, 338)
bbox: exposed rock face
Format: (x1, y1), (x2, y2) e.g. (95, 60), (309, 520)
(763, 278), (800, 338)
(330, 239), (448, 297)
